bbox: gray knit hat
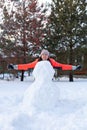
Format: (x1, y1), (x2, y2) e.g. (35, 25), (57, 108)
(40, 49), (49, 56)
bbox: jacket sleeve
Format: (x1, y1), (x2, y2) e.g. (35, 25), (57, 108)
(16, 59), (38, 70)
(50, 58), (73, 70)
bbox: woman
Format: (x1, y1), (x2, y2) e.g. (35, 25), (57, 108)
(8, 49), (81, 71)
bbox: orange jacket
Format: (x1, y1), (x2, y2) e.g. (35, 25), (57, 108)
(17, 58), (72, 71)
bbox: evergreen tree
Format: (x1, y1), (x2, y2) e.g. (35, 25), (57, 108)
(45, 0), (87, 81)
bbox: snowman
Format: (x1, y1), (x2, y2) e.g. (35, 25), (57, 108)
(22, 61), (59, 114)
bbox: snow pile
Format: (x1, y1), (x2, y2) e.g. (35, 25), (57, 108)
(22, 61), (59, 114)
(0, 61), (87, 130)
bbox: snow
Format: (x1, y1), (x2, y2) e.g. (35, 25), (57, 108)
(0, 60), (87, 130)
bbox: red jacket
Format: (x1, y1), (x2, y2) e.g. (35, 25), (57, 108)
(17, 58), (73, 71)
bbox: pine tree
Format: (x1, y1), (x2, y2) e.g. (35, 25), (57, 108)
(45, 0), (87, 81)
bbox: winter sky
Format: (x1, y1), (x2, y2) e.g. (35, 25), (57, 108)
(38, 0), (52, 4)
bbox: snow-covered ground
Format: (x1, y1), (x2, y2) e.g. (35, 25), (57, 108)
(0, 61), (87, 130)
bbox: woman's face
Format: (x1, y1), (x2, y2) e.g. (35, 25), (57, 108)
(41, 54), (49, 60)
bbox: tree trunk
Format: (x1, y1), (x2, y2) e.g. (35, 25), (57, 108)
(20, 1), (26, 82)
(69, 43), (73, 82)
(21, 70), (24, 81)
(69, 71), (73, 82)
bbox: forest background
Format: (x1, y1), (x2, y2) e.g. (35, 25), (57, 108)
(0, 0), (87, 81)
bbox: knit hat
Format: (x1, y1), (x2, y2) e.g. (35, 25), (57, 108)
(40, 49), (49, 56)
